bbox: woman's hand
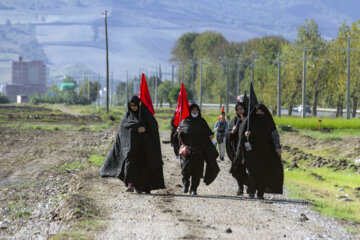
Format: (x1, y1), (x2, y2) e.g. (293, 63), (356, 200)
(245, 131), (251, 137)
(138, 126), (146, 133)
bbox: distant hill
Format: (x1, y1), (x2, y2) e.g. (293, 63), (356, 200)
(0, 0), (359, 84)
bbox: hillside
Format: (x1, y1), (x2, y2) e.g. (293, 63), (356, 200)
(0, 0), (359, 84)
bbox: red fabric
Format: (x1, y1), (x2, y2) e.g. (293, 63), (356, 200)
(217, 106), (225, 120)
(174, 83), (190, 127)
(138, 73), (155, 115)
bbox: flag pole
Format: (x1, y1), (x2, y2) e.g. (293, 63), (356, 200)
(139, 101), (142, 122)
(247, 84), (251, 140)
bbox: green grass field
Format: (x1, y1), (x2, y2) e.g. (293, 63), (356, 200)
(285, 168), (360, 223)
(274, 116), (360, 130)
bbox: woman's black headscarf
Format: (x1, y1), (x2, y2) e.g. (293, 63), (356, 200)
(188, 103), (201, 118)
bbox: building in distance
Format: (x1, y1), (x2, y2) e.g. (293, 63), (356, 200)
(4, 56), (47, 102)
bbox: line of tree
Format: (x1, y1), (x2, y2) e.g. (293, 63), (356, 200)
(169, 19), (360, 117)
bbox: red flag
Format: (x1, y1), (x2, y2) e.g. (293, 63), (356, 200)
(138, 73), (155, 115)
(217, 106), (225, 120)
(174, 83), (190, 127)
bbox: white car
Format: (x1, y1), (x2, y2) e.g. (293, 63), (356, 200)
(297, 105), (311, 113)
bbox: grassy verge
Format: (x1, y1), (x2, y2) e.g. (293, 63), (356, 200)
(274, 116), (360, 130)
(296, 129), (360, 141)
(0, 122), (118, 131)
(88, 155), (106, 167)
(285, 168), (360, 223)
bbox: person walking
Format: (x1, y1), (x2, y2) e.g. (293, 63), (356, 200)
(226, 98), (248, 195)
(177, 104), (220, 195)
(100, 95), (165, 194)
(214, 112), (228, 161)
(236, 104), (283, 200)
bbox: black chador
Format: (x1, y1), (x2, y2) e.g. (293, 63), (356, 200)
(100, 96), (165, 193)
(170, 114), (180, 158)
(226, 101), (248, 195)
(236, 104), (283, 198)
(179, 104), (220, 195)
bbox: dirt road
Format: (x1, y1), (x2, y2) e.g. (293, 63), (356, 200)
(93, 131), (357, 240)
(0, 127), (358, 239)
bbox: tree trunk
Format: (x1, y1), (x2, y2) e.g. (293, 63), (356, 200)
(340, 100), (344, 117)
(288, 106), (293, 116)
(169, 102), (172, 108)
(312, 90), (319, 117)
(336, 96), (341, 117)
(352, 97), (358, 118)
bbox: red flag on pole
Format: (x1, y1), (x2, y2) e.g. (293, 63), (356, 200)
(138, 73), (155, 115)
(174, 83), (190, 127)
(217, 106), (225, 120)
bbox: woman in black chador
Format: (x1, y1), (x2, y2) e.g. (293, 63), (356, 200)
(226, 99), (248, 195)
(100, 96), (165, 194)
(178, 104), (220, 195)
(236, 104), (283, 200)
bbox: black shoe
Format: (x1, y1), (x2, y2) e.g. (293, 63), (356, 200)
(248, 193), (255, 198)
(182, 184), (189, 193)
(257, 195), (264, 200)
(190, 190), (197, 196)
(220, 157), (224, 161)
(135, 189), (143, 194)
(145, 190), (151, 194)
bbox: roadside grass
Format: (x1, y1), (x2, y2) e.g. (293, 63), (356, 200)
(48, 218), (106, 240)
(0, 122), (118, 131)
(296, 129), (360, 141)
(8, 202), (32, 219)
(285, 168), (360, 223)
(346, 226), (360, 235)
(274, 116), (360, 130)
(88, 155), (105, 167)
(57, 162), (85, 173)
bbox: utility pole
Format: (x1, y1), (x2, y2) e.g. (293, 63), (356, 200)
(191, 60), (194, 87)
(251, 55), (254, 85)
(155, 66), (158, 107)
(88, 74), (90, 100)
(182, 63), (184, 84)
(83, 72), (85, 96)
(171, 64), (174, 87)
(97, 73), (100, 106)
(126, 71), (129, 103)
(199, 60), (203, 110)
(102, 10), (110, 113)
(220, 57), (225, 110)
(277, 52), (281, 117)
(346, 36), (351, 119)
(110, 72), (113, 106)
(237, 55), (241, 97)
(302, 46), (307, 119)
(226, 60), (229, 114)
